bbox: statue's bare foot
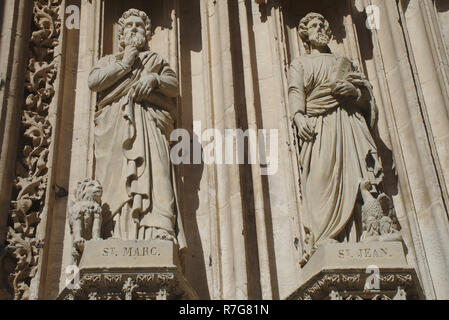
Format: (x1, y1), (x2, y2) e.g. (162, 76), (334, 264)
(379, 233), (402, 242)
(360, 235), (381, 243)
(153, 228), (175, 242)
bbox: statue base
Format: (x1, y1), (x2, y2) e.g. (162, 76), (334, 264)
(287, 241), (424, 300)
(57, 239), (198, 300)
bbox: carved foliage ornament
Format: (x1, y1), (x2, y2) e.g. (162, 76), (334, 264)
(6, 0), (62, 300)
(62, 272), (184, 300)
(295, 272), (416, 300)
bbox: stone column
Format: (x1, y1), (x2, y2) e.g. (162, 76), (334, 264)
(0, 0), (33, 299)
(243, 0), (302, 299)
(401, 0), (449, 209)
(0, 0), (33, 250)
(361, 0), (449, 299)
(59, 0), (102, 296)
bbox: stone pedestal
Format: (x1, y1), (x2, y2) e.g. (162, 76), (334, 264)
(287, 242), (424, 300)
(57, 240), (197, 300)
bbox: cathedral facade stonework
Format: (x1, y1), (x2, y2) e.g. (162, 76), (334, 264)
(0, 0), (448, 300)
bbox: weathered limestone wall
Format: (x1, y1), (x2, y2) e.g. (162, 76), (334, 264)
(435, 0), (449, 50)
(399, 0), (449, 299)
(373, 0), (449, 299)
(0, 0), (448, 300)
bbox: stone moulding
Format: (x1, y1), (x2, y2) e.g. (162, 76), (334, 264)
(287, 241), (424, 300)
(58, 270), (197, 300)
(5, 0), (62, 300)
(57, 239), (197, 300)
(288, 269), (422, 300)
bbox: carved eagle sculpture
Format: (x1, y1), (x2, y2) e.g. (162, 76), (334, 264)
(359, 180), (401, 242)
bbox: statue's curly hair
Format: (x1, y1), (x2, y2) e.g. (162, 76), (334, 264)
(118, 9), (152, 50)
(298, 12), (332, 53)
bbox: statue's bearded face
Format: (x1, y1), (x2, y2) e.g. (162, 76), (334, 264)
(122, 15), (147, 50)
(307, 17), (330, 47)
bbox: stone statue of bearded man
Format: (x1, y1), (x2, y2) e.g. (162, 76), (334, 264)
(88, 9), (186, 250)
(289, 13), (400, 265)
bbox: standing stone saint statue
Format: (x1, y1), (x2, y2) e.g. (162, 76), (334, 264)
(88, 9), (186, 250)
(289, 13), (400, 265)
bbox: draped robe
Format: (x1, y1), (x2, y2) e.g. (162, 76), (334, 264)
(288, 53), (383, 248)
(88, 50), (186, 249)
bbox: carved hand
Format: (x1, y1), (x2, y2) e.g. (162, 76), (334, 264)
(344, 72), (372, 110)
(332, 80), (360, 99)
(122, 45), (140, 68)
(134, 75), (159, 103)
(344, 72), (371, 89)
(294, 113), (315, 142)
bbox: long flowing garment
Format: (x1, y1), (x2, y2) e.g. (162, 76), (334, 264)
(89, 51), (186, 249)
(289, 53), (383, 248)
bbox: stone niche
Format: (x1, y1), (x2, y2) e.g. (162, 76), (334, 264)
(58, 240), (197, 300)
(57, 0), (192, 300)
(281, 0), (426, 300)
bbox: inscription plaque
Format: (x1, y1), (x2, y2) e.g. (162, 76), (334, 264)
(79, 239), (179, 270)
(337, 247), (393, 259)
(298, 241), (409, 287)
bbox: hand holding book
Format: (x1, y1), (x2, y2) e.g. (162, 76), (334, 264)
(329, 58), (363, 100)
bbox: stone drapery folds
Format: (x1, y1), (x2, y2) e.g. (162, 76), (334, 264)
(88, 8), (186, 250)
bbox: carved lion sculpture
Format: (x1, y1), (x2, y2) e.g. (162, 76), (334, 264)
(69, 179), (103, 264)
